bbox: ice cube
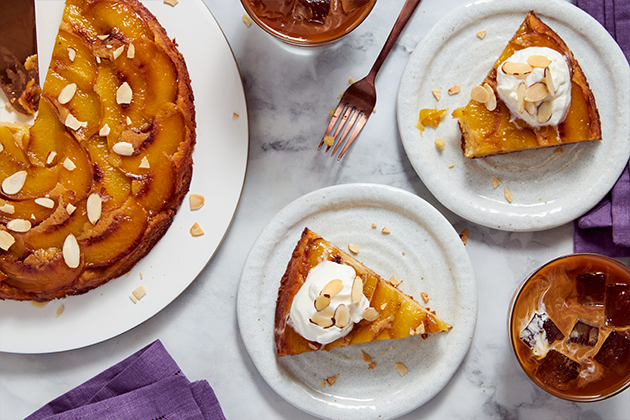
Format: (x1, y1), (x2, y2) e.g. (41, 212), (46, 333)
(520, 312), (564, 353)
(567, 319), (599, 347)
(535, 349), (580, 391)
(575, 272), (606, 307)
(292, 0), (331, 24)
(604, 283), (630, 328)
(594, 331), (630, 377)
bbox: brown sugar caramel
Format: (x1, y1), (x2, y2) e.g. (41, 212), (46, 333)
(510, 254), (630, 401)
(242, 0), (375, 45)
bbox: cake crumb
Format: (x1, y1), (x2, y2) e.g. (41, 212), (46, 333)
(361, 351), (372, 364)
(242, 14), (252, 27)
(30, 301), (49, 309)
(371, 223), (377, 229)
(553, 148), (562, 154)
(369, 362), (376, 369)
(129, 294), (138, 304)
(232, 112), (239, 119)
(321, 379), (326, 387)
(448, 85), (461, 95)
(323, 135), (335, 146)
(326, 376), (338, 386)
(434, 138), (445, 150)
(381, 227), (391, 234)
(449, 164), (455, 168)
(395, 362), (408, 376)
(390, 276), (401, 287)
(504, 186), (513, 203)
(459, 228), (469, 245)
(56, 304), (65, 317)
(421, 292), (429, 303)
(477, 30), (487, 39)
(348, 76), (355, 84)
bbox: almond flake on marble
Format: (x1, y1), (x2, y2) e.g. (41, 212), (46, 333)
(56, 304), (65, 318)
(66, 203), (77, 215)
(432, 89), (441, 101)
(504, 186), (513, 203)
(87, 193), (102, 224)
(65, 113), (87, 131)
(189, 194), (204, 210)
(112, 45), (125, 60)
(63, 233), (80, 268)
(381, 227), (391, 234)
(35, 197), (55, 208)
(326, 376), (337, 386)
(129, 293), (138, 304)
(421, 292), (430, 303)
(58, 83), (77, 104)
(132, 285), (146, 300)
(112, 142), (134, 156)
(2, 170), (27, 195)
(395, 362), (408, 376)
(232, 112), (239, 119)
(492, 177), (500, 189)
(163, 0), (178, 6)
(46, 151), (57, 165)
(99, 124), (111, 136)
(67, 47), (76, 61)
(139, 156), (150, 169)
(361, 351), (372, 364)
(477, 30), (487, 39)
(348, 243), (359, 254)
(0, 203), (15, 214)
(448, 85), (461, 95)
(390, 275), (401, 287)
(127, 43), (135, 59)
(190, 222), (204, 237)
(7, 219), (31, 232)
(0, 230), (15, 251)
(116, 82), (133, 104)
(242, 14), (252, 27)
(63, 158), (76, 171)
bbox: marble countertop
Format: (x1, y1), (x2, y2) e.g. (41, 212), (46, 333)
(1, 0), (629, 419)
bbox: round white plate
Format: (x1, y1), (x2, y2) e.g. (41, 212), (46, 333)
(397, 0), (630, 232)
(237, 184), (477, 420)
(0, 0), (249, 353)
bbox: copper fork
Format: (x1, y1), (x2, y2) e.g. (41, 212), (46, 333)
(318, 0), (422, 160)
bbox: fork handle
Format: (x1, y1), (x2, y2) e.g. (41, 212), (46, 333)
(366, 0), (421, 82)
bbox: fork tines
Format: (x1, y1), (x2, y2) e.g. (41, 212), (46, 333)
(318, 102), (369, 160)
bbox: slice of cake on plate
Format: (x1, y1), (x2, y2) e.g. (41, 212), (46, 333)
(274, 228), (451, 357)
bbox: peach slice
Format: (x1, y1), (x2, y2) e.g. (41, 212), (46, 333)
(27, 97), (71, 167)
(132, 153), (175, 214)
(87, 138), (131, 211)
(0, 199), (56, 226)
(83, 0), (154, 41)
(49, 29), (97, 92)
(77, 198), (148, 266)
(0, 248), (82, 292)
(24, 201), (88, 251)
(0, 126), (29, 165)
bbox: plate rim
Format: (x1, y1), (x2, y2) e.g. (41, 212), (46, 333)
(237, 183), (477, 420)
(396, 0), (630, 232)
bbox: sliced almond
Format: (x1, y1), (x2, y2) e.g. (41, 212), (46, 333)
(381, 227), (391, 234)
(310, 313), (334, 328)
(516, 82), (526, 114)
(524, 82), (548, 102)
(189, 193), (204, 210)
(190, 222), (204, 237)
(470, 85), (489, 103)
(0, 230), (15, 251)
(56, 304), (65, 318)
(504, 186), (513, 203)
(421, 292), (430, 303)
(459, 229), (469, 245)
(126, 116), (132, 125)
(395, 362), (408, 376)
(98, 124), (110, 136)
(116, 82), (133, 104)
(127, 43), (135, 59)
(96, 34), (109, 40)
(380, 302), (388, 310)
(524, 100), (537, 115)
(46, 151), (57, 165)
(476, 30), (487, 39)
(448, 85), (461, 95)
(502, 61), (533, 76)
(537, 101), (553, 124)
(0, 203), (15, 214)
(63, 157), (76, 171)
(390, 275), (401, 287)
(57, 83), (77, 104)
(348, 243), (359, 254)
(544, 67), (555, 97)
(112, 142), (134, 156)
(65, 113), (87, 131)
(432, 89), (441, 101)
(139, 156), (150, 169)
(67, 47), (76, 61)
(7, 219), (31, 233)
(492, 177), (500, 189)
(326, 376), (337, 386)
(163, 0), (179, 6)
(62, 233), (80, 268)
(411, 323), (425, 335)
(363, 307), (380, 322)
(66, 203), (77, 215)
(334, 304), (351, 328)
(132, 285), (146, 300)
(129, 294), (138, 304)
(308, 342), (319, 351)
(232, 112), (239, 119)
(321, 279), (344, 298)
(351, 276), (363, 304)
(527, 55), (552, 68)
(242, 13), (252, 27)
(2, 170), (27, 195)
(87, 193), (102, 224)
(314, 295), (331, 312)
(113, 45), (125, 60)
(483, 83), (497, 111)
(361, 351), (372, 363)
(369, 362), (377, 369)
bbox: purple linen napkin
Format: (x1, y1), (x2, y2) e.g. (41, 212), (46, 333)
(574, 0), (630, 256)
(26, 340), (226, 420)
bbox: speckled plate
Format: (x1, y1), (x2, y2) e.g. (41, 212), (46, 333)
(397, 0), (630, 232)
(237, 184), (477, 420)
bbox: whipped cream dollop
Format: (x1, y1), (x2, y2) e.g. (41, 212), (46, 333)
(289, 260), (369, 345)
(496, 47), (571, 127)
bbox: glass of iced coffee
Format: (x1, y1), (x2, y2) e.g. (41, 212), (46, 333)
(241, 0), (376, 46)
(509, 254), (630, 401)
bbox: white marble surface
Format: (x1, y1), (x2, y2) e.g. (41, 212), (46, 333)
(1, 0), (629, 419)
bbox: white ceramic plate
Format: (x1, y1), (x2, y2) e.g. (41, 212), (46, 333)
(0, 0), (248, 354)
(237, 184), (477, 420)
(397, 0), (630, 232)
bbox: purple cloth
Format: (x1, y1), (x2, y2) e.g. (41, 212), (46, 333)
(26, 340), (226, 420)
(574, 0), (630, 256)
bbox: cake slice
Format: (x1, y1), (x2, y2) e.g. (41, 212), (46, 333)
(453, 11), (601, 158)
(274, 228), (451, 357)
